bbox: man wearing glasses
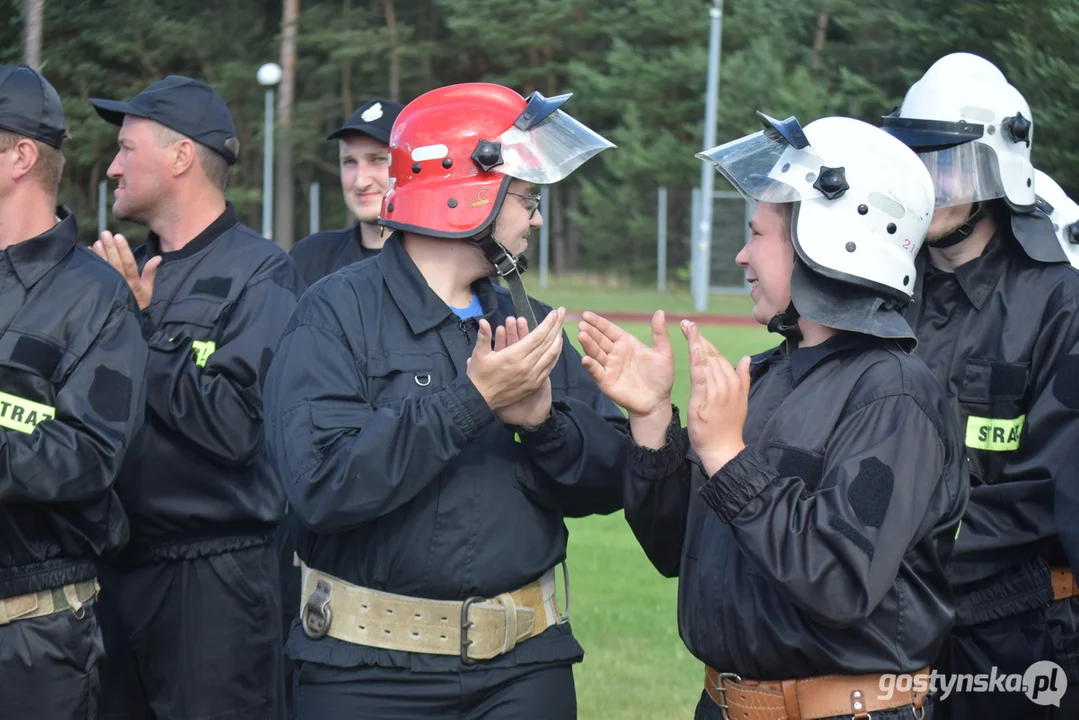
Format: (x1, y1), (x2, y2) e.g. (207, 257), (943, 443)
(263, 82), (628, 718)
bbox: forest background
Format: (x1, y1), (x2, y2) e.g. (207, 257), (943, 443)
(5, 0), (1076, 284)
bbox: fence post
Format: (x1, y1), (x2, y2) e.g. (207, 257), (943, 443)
(309, 181), (320, 234)
(657, 186), (668, 292)
(97, 180), (107, 235)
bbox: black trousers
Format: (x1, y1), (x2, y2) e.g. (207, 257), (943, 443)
(97, 545), (285, 720)
(1047, 596), (1079, 718)
(275, 515), (301, 719)
(934, 606), (1056, 720)
(292, 659), (577, 720)
(0, 597), (105, 720)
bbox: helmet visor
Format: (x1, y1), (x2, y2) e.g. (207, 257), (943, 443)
(696, 127), (833, 204)
(496, 109), (614, 184)
(917, 142), (1005, 207)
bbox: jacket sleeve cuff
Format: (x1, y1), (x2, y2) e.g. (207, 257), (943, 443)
(514, 402), (569, 447)
(628, 406), (687, 480)
(699, 446), (777, 524)
(446, 376), (497, 439)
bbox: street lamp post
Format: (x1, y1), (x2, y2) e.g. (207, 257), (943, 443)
(693, 0), (724, 312)
(257, 62), (282, 240)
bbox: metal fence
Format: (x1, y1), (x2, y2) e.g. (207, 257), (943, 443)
(702, 189), (751, 294)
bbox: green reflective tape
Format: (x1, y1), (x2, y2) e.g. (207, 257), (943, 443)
(0, 391), (56, 434)
(191, 340), (217, 367)
(954, 519), (962, 541)
(168, 337), (217, 368)
(965, 414), (1025, 451)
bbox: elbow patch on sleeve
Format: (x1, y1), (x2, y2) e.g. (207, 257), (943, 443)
(829, 516), (875, 559)
(776, 446), (825, 494)
(1053, 354), (1079, 410)
(89, 367), (133, 422)
(847, 457), (893, 528)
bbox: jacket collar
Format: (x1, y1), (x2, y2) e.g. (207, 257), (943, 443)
(378, 232), (502, 335)
(921, 228), (1011, 311)
(142, 202), (238, 263)
(5, 205), (80, 289)
(752, 331), (878, 383)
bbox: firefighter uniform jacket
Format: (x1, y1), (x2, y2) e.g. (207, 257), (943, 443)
(905, 229), (1079, 626)
(263, 233), (628, 672)
(112, 204), (305, 564)
(289, 224), (377, 288)
(0, 208), (148, 598)
(625, 332), (968, 678)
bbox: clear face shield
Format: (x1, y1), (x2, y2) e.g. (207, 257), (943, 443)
(494, 92), (615, 185)
(916, 142), (1007, 208)
(695, 114), (837, 207)
(880, 115), (1006, 209)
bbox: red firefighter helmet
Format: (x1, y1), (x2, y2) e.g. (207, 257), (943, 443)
(379, 82), (613, 239)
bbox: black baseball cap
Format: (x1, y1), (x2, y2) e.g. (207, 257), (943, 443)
(0, 65), (67, 149)
(90, 75), (239, 165)
(327, 99), (404, 144)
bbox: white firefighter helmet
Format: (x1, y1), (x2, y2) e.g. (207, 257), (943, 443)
(698, 113), (935, 305)
(881, 52), (1034, 211)
(1034, 169), (1079, 269)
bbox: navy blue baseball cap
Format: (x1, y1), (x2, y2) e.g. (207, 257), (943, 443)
(327, 99), (404, 144)
(0, 65), (67, 149)
(90, 75), (239, 165)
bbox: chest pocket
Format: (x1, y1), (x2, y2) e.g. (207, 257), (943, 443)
(158, 297), (232, 368)
(364, 352), (444, 405)
(959, 359), (1030, 485)
(959, 359), (1030, 452)
(0, 330), (64, 433)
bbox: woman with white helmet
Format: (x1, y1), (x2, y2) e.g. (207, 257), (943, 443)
(578, 112), (968, 720)
(882, 52), (1079, 720)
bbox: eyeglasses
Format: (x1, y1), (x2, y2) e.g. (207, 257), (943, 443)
(507, 191), (542, 218)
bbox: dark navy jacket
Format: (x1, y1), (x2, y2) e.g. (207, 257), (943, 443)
(264, 233), (628, 671)
(625, 333), (968, 679)
(906, 228), (1079, 625)
(0, 209), (147, 597)
(289, 224), (378, 287)
(112, 204), (305, 564)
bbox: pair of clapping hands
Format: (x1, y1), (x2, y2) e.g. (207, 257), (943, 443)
(578, 310), (751, 476)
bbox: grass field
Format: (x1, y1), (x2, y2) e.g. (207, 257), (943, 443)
(534, 278), (776, 719)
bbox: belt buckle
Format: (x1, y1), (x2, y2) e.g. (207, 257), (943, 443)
(301, 579), (332, 639)
(710, 672), (743, 718)
(460, 595), (483, 665)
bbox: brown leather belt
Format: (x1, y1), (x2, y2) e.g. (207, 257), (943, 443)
(704, 666), (930, 720)
(1052, 568), (1079, 602)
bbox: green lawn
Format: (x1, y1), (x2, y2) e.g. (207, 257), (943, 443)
(534, 275), (756, 317)
(534, 282), (776, 719)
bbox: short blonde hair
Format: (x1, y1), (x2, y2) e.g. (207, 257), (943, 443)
(0, 130), (65, 195)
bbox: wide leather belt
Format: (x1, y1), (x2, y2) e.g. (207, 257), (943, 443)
(0, 579), (100, 626)
(299, 561), (569, 663)
(1052, 568), (1079, 602)
(704, 665), (931, 720)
